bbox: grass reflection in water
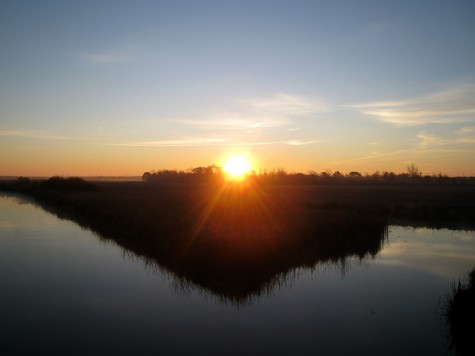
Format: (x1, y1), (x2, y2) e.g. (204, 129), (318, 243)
(2, 176), (475, 305)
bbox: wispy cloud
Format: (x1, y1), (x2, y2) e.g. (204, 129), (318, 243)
(416, 132), (447, 146)
(349, 84), (475, 126)
(177, 116), (288, 131)
(115, 137), (233, 147)
(333, 148), (411, 164)
(459, 136), (475, 143)
(456, 126), (475, 143)
(414, 128), (475, 147)
(458, 126), (474, 134)
(367, 141), (382, 146)
(333, 129), (473, 167)
(0, 130), (71, 140)
(164, 93), (326, 146)
(241, 93), (328, 117)
(285, 139), (322, 146)
(329, 148), (414, 169)
(114, 137), (323, 148)
(179, 93), (327, 132)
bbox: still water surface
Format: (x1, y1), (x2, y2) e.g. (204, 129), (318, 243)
(1, 194), (474, 355)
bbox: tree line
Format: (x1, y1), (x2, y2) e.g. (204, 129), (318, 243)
(142, 164), (475, 185)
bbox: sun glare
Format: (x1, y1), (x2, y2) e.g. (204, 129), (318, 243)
(223, 156), (251, 179)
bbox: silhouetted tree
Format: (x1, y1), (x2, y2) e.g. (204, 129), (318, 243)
(407, 163), (421, 178)
(142, 172), (152, 181)
(191, 165), (222, 177)
(371, 171), (381, 180)
(382, 171), (396, 181)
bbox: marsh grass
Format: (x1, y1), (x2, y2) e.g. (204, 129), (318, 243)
(444, 268), (475, 355)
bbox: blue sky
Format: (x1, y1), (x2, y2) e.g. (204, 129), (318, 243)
(1, 0), (475, 176)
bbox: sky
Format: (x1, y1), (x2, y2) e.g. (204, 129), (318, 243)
(1, 0), (475, 177)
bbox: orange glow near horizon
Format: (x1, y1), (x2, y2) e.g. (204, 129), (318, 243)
(1, 142), (474, 177)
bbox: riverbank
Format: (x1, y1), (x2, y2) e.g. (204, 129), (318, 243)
(445, 268), (475, 356)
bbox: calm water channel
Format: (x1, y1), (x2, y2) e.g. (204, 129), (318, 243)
(1, 194), (474, 355)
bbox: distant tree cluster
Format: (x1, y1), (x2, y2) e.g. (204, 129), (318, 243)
(142, 165), (224, 183)
(0, 176), (98, 193)
(141, 164), (475, 185)
(42, 176), (97, 191)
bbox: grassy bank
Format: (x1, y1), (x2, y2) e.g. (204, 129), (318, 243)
(445, 268), (475, 356)
(2, 177), (475, 303)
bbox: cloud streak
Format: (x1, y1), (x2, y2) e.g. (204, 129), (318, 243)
(456, 126), (475, 143)
(241, 93), (328, 117)
(178, 93), (327, 132)
(115, 137), (233, 147)
(0, 130), (72, 140)
(350, 84), (475, 126)
(114, 137), (323, 148)
(285, 139), (322, 146)
(333, 129), (474, 167)
(177, 116), (288, 131)
(163, 93), (326, 146)
(416, 132), (447, 146)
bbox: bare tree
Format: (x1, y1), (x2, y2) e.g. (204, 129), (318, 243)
(407, 163), (420, 178)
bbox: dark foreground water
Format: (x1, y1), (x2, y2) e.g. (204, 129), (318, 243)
(1, 194), (474, 355)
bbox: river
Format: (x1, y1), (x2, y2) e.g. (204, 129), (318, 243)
(1, 194), (474, 355)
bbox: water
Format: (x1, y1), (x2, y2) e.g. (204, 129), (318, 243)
(1, 194), (474, 355)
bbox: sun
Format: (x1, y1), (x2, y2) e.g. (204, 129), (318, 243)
(223, 156), (251, 179)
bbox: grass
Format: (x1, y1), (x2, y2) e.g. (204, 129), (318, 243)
(445, 268), (475, 356)
(1, 176), (475, 303)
